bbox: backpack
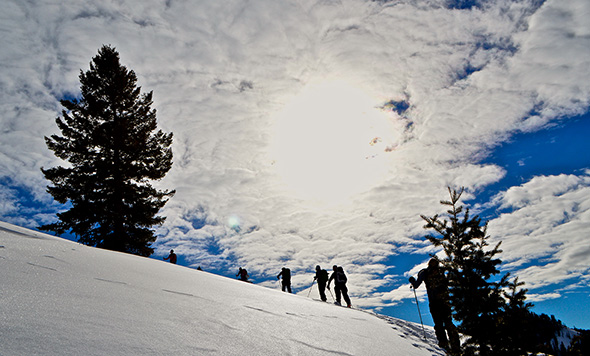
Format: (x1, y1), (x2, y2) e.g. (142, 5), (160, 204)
(336, 268), (347, 284)
(318, 269), (329, 282)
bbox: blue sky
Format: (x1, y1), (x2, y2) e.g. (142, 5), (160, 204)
(479, 113), (590, 211)
(1, 0), (589, 331)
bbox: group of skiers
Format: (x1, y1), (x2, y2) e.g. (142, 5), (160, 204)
(235, 265), (352, 307)
(269, 265), (352, 308)
(273, 260), (459, 351)
(163, 253), (351, 307)
(166, 250), (455, 352)
(242, 260), (456, 351)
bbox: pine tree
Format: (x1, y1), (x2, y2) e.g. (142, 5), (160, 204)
(496, 277), (537, 355)
(569, 329), (590, 355)
(41, 45), (175, 256)
(421, 187), (526, 355)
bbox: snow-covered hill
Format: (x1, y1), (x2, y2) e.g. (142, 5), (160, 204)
(0, 222), (444, 355)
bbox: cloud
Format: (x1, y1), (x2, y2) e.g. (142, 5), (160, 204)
(1, 0), (589, 311)
(527, 292), (562, 302)
(488, 171), (590, 292)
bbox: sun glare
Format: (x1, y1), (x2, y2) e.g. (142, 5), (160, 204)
(270, 80), (396, 205)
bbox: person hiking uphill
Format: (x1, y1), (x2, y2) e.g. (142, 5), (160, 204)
(409, 258), (460, 353)
(328, 265), (351, 307)
(237, 267), (249, 282)
(314, 265), (329, 302)
(277, 267), (292, 293)
(163, 250), (177, 264)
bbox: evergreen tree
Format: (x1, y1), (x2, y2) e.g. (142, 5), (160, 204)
(496, 277), (538, 355)
(421, 187), (530, 355)
(568, 329), (590, 355)
(41, 45), (174, 256)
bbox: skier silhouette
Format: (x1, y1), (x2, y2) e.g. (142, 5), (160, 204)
(277, 267), (292, 293)
(163, 249), (177, 264)
(314, 265), (329, 302)
(328, 265), (351, 307)
(409, 258), (460, 353)
(237, 267), (249, 282)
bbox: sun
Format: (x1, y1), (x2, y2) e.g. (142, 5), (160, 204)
(270, 80), (396, 205)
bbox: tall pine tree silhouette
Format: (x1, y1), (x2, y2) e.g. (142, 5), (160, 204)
(41, 45), (175, 256)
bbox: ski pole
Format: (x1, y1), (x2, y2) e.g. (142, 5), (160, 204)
(328, 286), (335, 303)
(307, 279), (315, 298)
(412, 286), (427, 341)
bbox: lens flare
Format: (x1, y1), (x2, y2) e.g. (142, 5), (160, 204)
(227, 215), (241, 232)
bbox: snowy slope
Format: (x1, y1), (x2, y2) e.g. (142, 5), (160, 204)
(552, 326), (578, 352)
(0, 222), (444, 356)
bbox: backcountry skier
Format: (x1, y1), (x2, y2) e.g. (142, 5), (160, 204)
(314, 265), (329, 302)
(409, 258), (460, 353)
(163, 249), (177, 264)
(328, 265), (351, 307)
(237, 267), (249, 282)
(277, 267), (292, 293)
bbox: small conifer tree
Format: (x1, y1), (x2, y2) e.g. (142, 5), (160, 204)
(41, 45), (175, 256)
(497, 277), (537, 355)
(421, 187), (531, 355)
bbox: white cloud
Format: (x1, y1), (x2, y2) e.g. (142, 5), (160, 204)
(527, 292), (562, 302)
(488, 172), (590, 292)
(1, 0), (589, 310)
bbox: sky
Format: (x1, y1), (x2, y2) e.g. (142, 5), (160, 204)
(0, 222), (446, 355)
(0, 0), (589, 329)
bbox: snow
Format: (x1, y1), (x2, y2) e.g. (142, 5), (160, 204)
(552, 326), (578, 352)
(0, 222), (444, 355)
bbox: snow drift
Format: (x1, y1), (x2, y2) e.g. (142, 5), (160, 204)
(0, 222), (444, 355)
